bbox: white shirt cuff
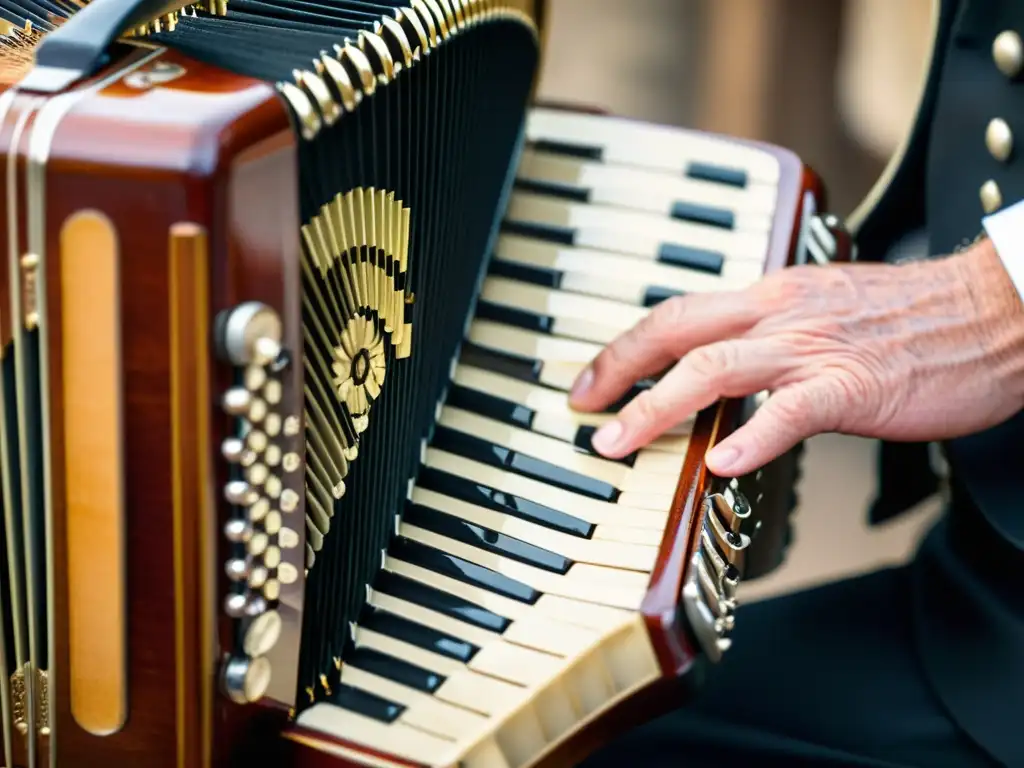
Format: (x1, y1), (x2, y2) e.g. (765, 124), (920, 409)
(983, 199), (1024, 303)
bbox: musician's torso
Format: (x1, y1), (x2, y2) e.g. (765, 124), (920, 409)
(925, 0), (1024, 546)
(909, 3), (1024, 764)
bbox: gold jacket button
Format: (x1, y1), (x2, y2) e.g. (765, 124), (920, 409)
(986, 117), (1014, 161)
(980, 179), (1004, 213)
(994, 30), (1024, 78)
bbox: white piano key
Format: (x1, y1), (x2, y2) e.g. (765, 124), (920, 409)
(383, 555), (633, 638)
(399, 523), (648, 611)
(423, 449), (670, 529)
(517, 149), (777, 224)
(468, 319), (602, 364)
(525, 107), (781, 185)
(495, 234), (763, 293)
(339, 664), (489, 743)
(452, 364), (693, 445)
(437, 406), (682, 499)
(411, 487), (659, 572)
(296, 704), (458, 766)
(354, 624), (565, 698)
(506, 193), (769, 264)
(482, 276), (649, 333)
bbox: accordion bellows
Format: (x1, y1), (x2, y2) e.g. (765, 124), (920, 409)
(0, 2), (838, 766)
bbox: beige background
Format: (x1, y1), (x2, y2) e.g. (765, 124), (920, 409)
(534, 0), (942, 599)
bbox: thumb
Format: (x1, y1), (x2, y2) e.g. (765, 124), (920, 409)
(705, 381), (836, 477)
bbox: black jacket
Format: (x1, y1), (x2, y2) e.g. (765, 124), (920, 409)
(848, 3), (1024, 764)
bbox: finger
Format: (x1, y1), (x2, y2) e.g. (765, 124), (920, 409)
(705, 380), (840, 477)
(569, 291), (765, 413)
(590, 338), (793, 459)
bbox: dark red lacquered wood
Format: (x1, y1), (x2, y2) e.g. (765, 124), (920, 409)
(639, 398), (740, 676)
(1, 45), (298, 768)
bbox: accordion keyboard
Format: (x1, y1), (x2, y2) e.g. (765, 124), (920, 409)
(293, 108), (781, 767)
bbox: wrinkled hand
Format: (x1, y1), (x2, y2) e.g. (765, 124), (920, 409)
(569, 239), (1024, 477)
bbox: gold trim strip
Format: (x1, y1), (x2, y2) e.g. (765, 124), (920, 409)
(59, 210), (127, 736)
(169, 222), (213, 768)
(8, 91), (44, 768)
(22, 47), (165, 768)
(0, 83), (23, 768)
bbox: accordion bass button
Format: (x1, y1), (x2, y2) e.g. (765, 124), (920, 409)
(225, 480), (258, 506)
(221, 437), (246, 463)
(221, 655), (272, 705)
(245, 595), (268, 618)
(225, 558), (251, 582)
(280, 488), (300, 513)
(278, 562), (299, 583)
(224, 593), (249, 618)
(279, 528), (300, 549)
(244, 611), (283, 657)
(222, 388), (253, 416)
(224, 518), (253, 543)
(218, 302), (283, 367)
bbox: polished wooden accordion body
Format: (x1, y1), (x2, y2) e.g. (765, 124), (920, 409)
(0, 2), (846, 766)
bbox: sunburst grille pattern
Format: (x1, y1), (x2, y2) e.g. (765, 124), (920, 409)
(300, 189), (414, 571)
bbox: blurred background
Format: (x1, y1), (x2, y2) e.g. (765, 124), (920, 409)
(535, 0), (942, 600)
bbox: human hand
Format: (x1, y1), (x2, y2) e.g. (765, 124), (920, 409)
(569, 238), (1024, 477)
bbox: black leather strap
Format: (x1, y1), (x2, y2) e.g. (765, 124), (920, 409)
(28, 0), (187, 87)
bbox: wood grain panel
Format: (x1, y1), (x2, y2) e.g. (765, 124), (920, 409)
(59, 210), (126, 736)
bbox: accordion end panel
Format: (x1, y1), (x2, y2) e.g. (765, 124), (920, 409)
(0, 45), (301, 768)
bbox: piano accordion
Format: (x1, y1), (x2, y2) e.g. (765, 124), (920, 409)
(0, 2), (851, 766)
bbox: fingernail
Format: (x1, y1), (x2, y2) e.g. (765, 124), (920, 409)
(707, 445), (740, 473)
(570, 367), (594, 402)
(592, 420), (624, 454)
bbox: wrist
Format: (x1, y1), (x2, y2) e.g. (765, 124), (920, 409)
(961, 236), (1023, 312)
(955, 238), (1024, 404)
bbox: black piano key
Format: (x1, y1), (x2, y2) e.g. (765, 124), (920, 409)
(405, 503), (573, 575)
(476, 301), (554, 334)
(447, 385), (535, 430)
(573, 425), (637, 468)
(670, 201), (735, 230)
(642, 286), (683, 307)
(606, 381), (655, 414)
(460, 343), (545, 384)
(332, 682), (406, 724)
(489, 258), (564, 289)
(514, 177), (591, 203)
(459, 344), (649, 410)
(531, 139), (604, 161)
(373, 570), (513, 634)
(448, 384), (634, 466)
(657, 243), (725, 275)
(417, 467), (595, 539)
(686, 162), (748, 188)
(432, 426), (620, 502)
(502, 219), (576, 246)
(362, 606), (479, 664)
(389, 537), (541, 604)
(346, 647), (445, 694)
